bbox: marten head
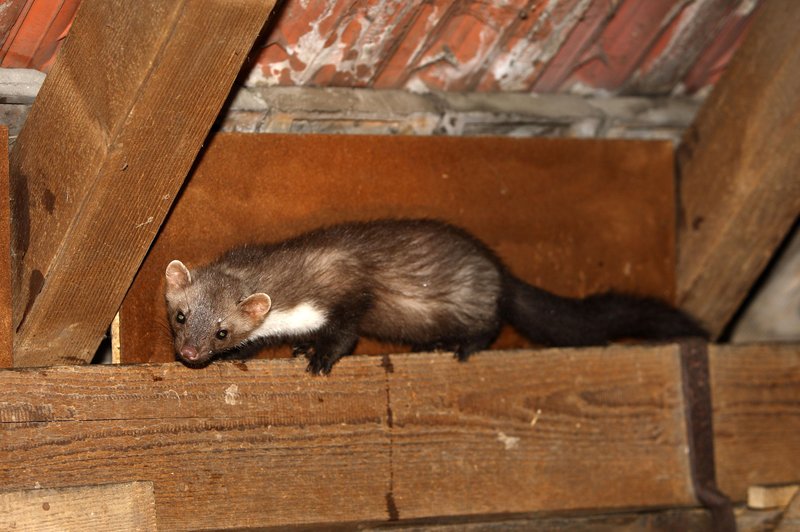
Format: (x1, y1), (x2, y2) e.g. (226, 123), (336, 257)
(164, 260), (271, 367)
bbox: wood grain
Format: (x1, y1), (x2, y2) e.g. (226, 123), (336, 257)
(0, 481), (156, 532)
(0, 346), (703, 529)
(0, 126), (10, 368)
(359, 507), (787, 532)
(8, 0), (276, 367)
(388, 347), (694, 518)
(710, 344), (800, 501)
(776, 490), (800, 532)
(676, 0), (800, 337)
(0, 356), (391, 531)
(119, 133), (678, 364)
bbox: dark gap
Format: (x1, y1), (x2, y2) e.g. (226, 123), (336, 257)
(90, 329), (112, 364)
(718, 215), (800, 342)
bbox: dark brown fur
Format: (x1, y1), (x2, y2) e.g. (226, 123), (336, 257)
(165, 219), (706, 374)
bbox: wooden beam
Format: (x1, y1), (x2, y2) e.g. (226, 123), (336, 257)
(0, 482), (156, 532)
(0, 126), (11, 368)
(711, 344), (800, 500)
(0, 356), (391, 530)
(748, 484), (799, 510)
(2, 344), (796, 528)
(0, 346), (696, 529)
(388, 347), (694, 518)
(676, 0), (800, 337)
(776, 490), (800, 532)
(358, 506), (785, 532)
(8, 0), (276, 366)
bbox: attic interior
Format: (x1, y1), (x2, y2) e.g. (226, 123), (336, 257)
(0, 1), (798, 531)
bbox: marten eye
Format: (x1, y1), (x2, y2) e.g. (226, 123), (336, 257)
(216, 329), (228, 340)
(176, 311), (186, 324)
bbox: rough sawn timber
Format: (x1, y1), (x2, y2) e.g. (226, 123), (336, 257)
(8, 0), (276, 366)
(0, 346), (696, 530)
(711, 344), (800, 501)
(0, 127), (11, 368)
(0, 481), (157, 532)
(676, 0), (800, 337)
(387, 347), (694, 518)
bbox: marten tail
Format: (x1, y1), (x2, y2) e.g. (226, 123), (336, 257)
(500, 274), (708, 347)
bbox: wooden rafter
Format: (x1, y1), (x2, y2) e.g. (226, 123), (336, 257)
(677, 0), (800, 337)
(8, 0), (277, 366)
(0, 127), (10, 368)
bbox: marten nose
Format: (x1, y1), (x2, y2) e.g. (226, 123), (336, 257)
(180, 345), (200, 361)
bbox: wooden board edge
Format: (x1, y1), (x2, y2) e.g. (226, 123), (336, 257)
(0, 481), (157, 531)
(0, 126), (10, 368)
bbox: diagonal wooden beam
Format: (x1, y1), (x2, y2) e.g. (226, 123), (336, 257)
(0, 126), (10, 368)
(676, 0), (800, 337)
(9, 0), (276, 366)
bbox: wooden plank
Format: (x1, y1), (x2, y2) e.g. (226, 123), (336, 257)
(748, 484), (799, 510)
(676, 0), (800, 337)
(711, 344), (800, 501)
(8, 0), (276, 367)
(0, 356), (391, 531)
(360, 506), (786, 532)
(0, 481), (156, 532)
(388, 346), (694, 518)
(775, 490), (800, 532)
(0, 346), (700, 529)
(119, 133), (678, 363)
(0, 126), (10, 368)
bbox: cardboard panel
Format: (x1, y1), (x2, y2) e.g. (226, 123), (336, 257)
(120, 133), (676, 363)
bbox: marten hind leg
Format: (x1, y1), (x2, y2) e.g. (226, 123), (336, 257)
(452, 330), (499, 362)
(306, 327), (359, 375)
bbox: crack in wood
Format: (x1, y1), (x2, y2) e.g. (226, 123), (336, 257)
(383, 353), (399, 521)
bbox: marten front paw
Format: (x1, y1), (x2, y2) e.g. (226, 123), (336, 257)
(453, 347), (471, 362)
(306, 353), (335, 376)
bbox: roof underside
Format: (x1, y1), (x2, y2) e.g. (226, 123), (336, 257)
(0, 0), (758, 96)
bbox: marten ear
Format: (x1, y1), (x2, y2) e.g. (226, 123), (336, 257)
(165, 260), (192, 292)
(239, 293), (271, 322)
